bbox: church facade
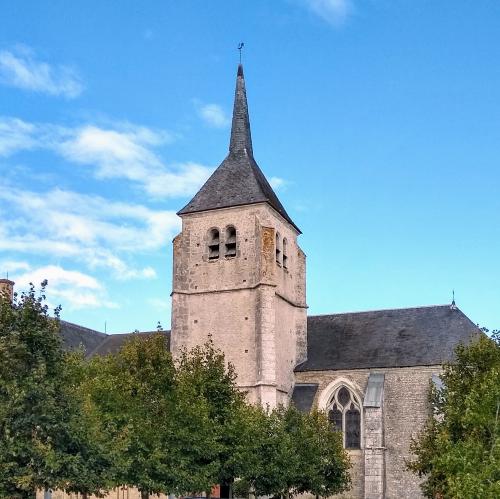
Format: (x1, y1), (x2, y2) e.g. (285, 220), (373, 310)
(167, 64), (478, 499)
(31, 64), (479, 499)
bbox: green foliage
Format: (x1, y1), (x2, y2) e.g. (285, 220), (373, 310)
(0, 282), (108, 498)
(1, 290), (352, 498)
(233, 405), (351, 498)
(408, 330), (500, 499)
(81, 333), (176, 497)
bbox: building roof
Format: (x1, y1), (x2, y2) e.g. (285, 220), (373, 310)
(291, 383), (319, 413)
(59, 320), (107, 356)
(296, 305), (480, 372)
(177, 64), (300, 233)
(88, 330), (170, 357)
(59, 320), (170, 357)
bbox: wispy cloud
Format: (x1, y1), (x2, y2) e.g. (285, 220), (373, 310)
(14, 264), (118, 310)
(300, 0), (353, 26)
(0, 259), (31, 274)
(0, 46), (84, 98)
(0, 184), (180, 280)
(148, 297), (171, 312)
(0, 118), (38, 156)
(196, 102), (230, 128)
(0, 117), (213, 198)
(269, 176), (288, 190)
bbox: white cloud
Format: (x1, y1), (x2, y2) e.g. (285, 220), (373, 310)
(269, 176), (288, 190)
(197, 103), (230, 128)
(0, 118), (37, 156)
(0, 259), (31, 274)
(0, 117), (213, 198)
(148, 297), (170, 312)
(0, 46), (84, 98)
(301, 0), (353, 26)
(13, 264), (118, 310)
(0, 185), (180, 280)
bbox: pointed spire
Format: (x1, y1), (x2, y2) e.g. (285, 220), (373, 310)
(178, 63), (300, 233)
(229, 64), (253, 156)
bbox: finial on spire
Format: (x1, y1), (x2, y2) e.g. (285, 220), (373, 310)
(450, 290), (457, 310)
(238, 42), (244, 64)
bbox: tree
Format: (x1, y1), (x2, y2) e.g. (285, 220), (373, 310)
(408, 330), (500, 499)
(0, 282), (108, 498)
(81, 332), (176, 499)
(171, 338), (247, 496)
(233, 405), (351, 498)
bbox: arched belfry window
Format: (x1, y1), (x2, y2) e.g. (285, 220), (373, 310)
(275, 232), (282, 265)
(282, 238), (288, 269)
(208, 228), (220, 260)
(225, 226), (237, 257)
(328, 385), (361, 449)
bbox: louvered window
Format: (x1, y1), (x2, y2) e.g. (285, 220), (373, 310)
(275, 232), (282, 264)
(208, 229), (220, 260)
(225, 226), (237, 257)
(282, 237), (288, 269)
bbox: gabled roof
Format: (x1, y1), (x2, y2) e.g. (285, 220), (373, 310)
(59, 320), (107, 356)
(88, 330), (170, 357)
(296, 305), (480, 372)
(178, 64), (300, 233)
(59, 320), (170, 358)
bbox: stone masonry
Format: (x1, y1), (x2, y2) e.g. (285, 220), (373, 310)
(171, 202), (307, 407)
(295, 365), (442, 499)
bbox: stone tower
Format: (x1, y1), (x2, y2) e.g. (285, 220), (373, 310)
(171, 64), (307, 407)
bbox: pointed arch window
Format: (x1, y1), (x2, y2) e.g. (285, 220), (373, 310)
(328, 385), (361, 449)
(225, 226), (237, 257)
(208, 228), (220, 260)
(275, 232), (282, 265)
(282, 238), (288, 269)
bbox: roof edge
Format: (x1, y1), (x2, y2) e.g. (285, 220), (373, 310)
(178, 199), (302, 234)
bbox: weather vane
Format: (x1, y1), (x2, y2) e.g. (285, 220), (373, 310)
(238, 42), (244, 64)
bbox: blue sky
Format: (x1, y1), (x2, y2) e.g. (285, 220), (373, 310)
(0, 0), (498, 333)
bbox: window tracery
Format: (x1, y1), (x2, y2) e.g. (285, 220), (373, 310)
(328, 385), (361, 449)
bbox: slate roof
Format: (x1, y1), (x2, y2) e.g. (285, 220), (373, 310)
(59, 321), (170, 358)
(296, 305), (480, 372)
(88, 330), (170, 357)
(59, 320), (107, 356)
(291, 383), (319, 413)
(178, 64), (300, 233)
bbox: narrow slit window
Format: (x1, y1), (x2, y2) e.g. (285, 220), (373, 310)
(275, 232), (282, 265)
(282, 238), (288, 269)
(225, 226), (237, 257)
(208, 229), (220, 260)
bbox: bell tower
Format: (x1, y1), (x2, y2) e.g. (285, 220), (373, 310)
(171, 64), (307, 407)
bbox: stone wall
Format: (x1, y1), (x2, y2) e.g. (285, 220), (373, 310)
(171, 203), (306, 407)
(294, 365), (441, 498)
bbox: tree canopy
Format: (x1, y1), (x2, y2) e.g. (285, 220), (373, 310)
(408, 329), (500, 499)
(0, 282), (108, 499)
(1, 283), (352, 498)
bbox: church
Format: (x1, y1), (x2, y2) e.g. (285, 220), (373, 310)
(25, 63), (479, 499)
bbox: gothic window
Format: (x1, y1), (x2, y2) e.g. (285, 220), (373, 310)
(328, 385), (362, 449)
(225, 226), (237, 257)
(208, 228), (220, 260)
(275, 232), (282, 265)
(282, 237), (288, 269)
